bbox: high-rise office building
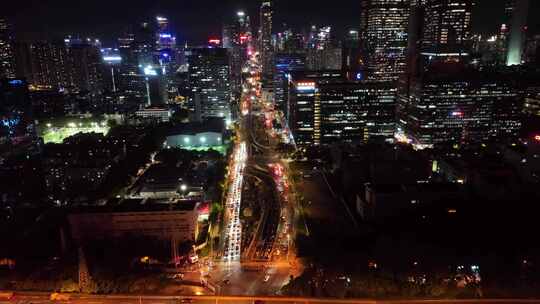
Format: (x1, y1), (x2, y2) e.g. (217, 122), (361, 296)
(360, 0), (409, 81)
(305, 26), (342, 71)
(101, 48), (122, 93)
(306, 48), (342, 71)
(273, 53), (306, 117)
(343, 29), (364, 81)
(398, 0), (523, 149)
(117, 23), (158, 101)
(15, 41), (73, 90)
(14, 38), (104, 94)
(118, 31), (145, 96)
(134, 22), (157, 67)
(223, 11), (252, 105)
(155, 16), (177, 72)
(187, 48), (231, 122)
(288, 71), (396, 146)
(142, 64), (168, 107)
(223, 11), (251, 49)
(402, 0), (473, 105)
(422, 0), (474, 50)
(0, 19), (16, 79)
(397, 63), (523, 148)
(68, 41), (104, 94)
(506, 0), (530, 65)
(260, 1), (274, 88)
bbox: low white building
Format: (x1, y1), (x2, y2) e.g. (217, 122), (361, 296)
(135, 107), (172, 123)
(165, 118), (225, 149)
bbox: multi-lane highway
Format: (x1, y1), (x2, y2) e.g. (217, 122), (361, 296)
(222, 141), (247, 262)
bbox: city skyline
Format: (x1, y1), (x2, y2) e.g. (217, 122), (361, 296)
(2, 0), (540, 301)
(4, 0), (539, 44)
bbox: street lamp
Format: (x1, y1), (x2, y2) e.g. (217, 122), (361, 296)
(180, 184), (188, 192)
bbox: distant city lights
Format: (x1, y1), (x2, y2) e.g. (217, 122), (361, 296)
(143, 65), (158, 76)
(103, 56), (122, 62)
(208, 39), (221, 45)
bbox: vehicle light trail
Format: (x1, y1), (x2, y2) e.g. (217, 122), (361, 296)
(223, 141), (247, 261)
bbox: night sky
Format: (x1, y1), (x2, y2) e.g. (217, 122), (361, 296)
(3, 0), (539, 45)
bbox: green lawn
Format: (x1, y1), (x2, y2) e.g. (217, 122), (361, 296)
(42, 126), (110, 144)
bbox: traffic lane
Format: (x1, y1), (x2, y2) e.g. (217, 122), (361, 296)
(218, 265), (289, 296)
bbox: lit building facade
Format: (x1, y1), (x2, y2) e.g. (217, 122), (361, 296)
(260, 1), (274, 88)
(318, 81), (397, 144)
(398, 64), (523, 148)
(0, 19), (15, 79)
(68, 42), (104, 94)
(505, 0), (530, 65)
(305, 26), (342, 71)
(187, 48), (231, 121)
(342, 29), (364, 81)
(360, 0), (409, 81)
(223, 11), (252, 106)
(14, 41), (73, 90)
(273, 53), (306, 116)
(288, 71), (397, 146)
(118, 32), (146, 98)
(422, 0), (474, 50)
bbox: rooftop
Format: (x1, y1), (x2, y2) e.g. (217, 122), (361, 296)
(70, 199), (198, 214)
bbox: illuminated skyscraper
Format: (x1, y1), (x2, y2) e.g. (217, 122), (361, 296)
(305, 26), (342, 71)
(260, 1), (274, 88)
(187, 48), (231, 122)
(343, 29), (364, 81)
(68, 41), (104, 94)
(397, 64), (522, 148)
(0, 19), (16, 79)
(142, 64), (168, 107)
(101, 48), (122, 93)
(223, 11), (251, 106)
(118, 31), (146, 97)
(155, 16), (177, 69)
(273, 53), (305, 118)
(397, 0), (519, 148)
(116, 22), (159, 100)
(288, 71), (397, 146)
(506, 0), (530, 65)
(360, 0), (409, 81)
(422, 0), (473, 50)
(401, 0), (473, 100)
(14, 41), (73, 90)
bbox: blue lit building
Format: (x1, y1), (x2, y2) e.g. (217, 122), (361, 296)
(273, 53), (305, 117)
(0, 78), (35, 143)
